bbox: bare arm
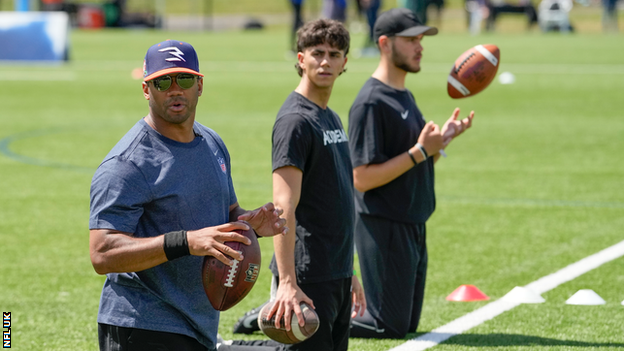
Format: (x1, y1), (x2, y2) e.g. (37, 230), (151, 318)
(89, 229), (167, 274)
(89, 220), (252, 275)
(268, 166), (314, 330)
(353, 121), (444, 192)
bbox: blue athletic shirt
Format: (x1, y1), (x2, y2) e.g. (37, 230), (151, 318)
(89, 119), (237, 350)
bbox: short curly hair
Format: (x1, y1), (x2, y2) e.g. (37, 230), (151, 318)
(295, 19), (350, 77)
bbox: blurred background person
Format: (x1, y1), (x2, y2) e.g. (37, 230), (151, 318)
(404, 0), (428, 23)
(427, 0), (445, 27)
(40, 0), (64, 11)
(358, 0), (382, 56)
(602, 0), (619, 31)
(289, 0), (306, 52)
(323, 0), (348, 22)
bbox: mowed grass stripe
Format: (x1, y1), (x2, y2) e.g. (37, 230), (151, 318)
(2, 129), (622, 208)
(3, 62), (623, 75)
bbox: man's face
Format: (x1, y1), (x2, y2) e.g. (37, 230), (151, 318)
(390, 35), (424, 73)
(142, 73), (203, 125)
(298, 43), (347, 88)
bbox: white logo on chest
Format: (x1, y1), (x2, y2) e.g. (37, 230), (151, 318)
(401, 110), (409, 120)
(323, 129), (348, 146)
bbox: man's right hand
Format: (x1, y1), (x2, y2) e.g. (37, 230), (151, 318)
(417, 121), (444, 156)
(187, 221), (252, 266)
(267, 280), (315, 331)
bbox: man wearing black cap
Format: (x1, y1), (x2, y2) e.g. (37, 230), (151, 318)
(89, 40), (287, 351)
(348, 8), (474, 339)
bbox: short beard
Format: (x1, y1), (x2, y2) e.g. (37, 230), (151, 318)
(391, 41), (421, 73)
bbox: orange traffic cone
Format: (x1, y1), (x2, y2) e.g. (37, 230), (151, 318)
(446, 284), (490, 302)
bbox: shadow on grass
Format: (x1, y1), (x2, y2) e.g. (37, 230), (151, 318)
(404, 332), (624, 347)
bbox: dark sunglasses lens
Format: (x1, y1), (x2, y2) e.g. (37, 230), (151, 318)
(153, 76), (172, 91)
(177, 74), (196, 89)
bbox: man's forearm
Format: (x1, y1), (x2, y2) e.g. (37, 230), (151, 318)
(273, 209), (298, 283)
(354, 144), (427, 192)
(90, 229), (168, 274)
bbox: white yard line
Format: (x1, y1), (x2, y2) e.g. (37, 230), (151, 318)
(389, 239), (624, 351)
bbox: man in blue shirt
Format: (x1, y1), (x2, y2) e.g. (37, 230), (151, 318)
(89, 40), (287, 351)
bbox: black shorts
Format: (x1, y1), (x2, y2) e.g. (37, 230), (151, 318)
(98, 323), (210, 351)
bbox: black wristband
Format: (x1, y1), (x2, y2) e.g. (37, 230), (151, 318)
(163, 230), (190, 261)
(407, 149), (418, 166)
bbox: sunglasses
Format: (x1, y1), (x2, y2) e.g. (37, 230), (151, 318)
(150, 73), (198, 91)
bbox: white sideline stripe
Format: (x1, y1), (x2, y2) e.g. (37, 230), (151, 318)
(389, 239), (624, 351)
(474, 45), (499, 67)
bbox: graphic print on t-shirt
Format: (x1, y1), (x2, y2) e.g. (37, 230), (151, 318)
(323, 128), (348, 146)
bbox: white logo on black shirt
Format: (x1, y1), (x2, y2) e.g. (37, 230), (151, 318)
(401, 110), (409, 119)
(323, 129), (348, 146)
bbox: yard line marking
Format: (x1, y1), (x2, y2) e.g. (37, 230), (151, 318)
(389, 239), (624, 351)
(0, 129), (95, 173)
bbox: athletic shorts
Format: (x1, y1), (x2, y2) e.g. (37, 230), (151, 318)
(98, 323), (210, 351)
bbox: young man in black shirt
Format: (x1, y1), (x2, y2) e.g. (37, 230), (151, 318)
(348, 8), (474, 339)
(224, 19), (365, 351)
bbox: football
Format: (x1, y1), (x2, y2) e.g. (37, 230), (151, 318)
(258, 301), (320, 344)
(201, 221), (261, 311)
(447, 44), (500, 99)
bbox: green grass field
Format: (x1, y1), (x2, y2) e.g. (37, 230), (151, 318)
(1, 15), (624, 351)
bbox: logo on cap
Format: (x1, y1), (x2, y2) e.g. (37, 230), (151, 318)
(159, 47), (186, 62)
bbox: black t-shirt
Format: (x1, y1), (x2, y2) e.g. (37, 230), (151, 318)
(348, 77), (435, 224)
(270, 91), (354, 284)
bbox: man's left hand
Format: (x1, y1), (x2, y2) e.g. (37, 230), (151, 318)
(238, 203), (288, 237)
(441, 108), (474, 146)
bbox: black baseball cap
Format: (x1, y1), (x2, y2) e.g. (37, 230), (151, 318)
(373, 8), (438, 43)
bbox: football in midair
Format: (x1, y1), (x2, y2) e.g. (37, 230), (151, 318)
(447, 44), (500, 99)
(258, 301), (320, 344)
(201, 221), (261, 311)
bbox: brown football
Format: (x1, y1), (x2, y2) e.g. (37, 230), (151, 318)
(201, 221), (261, 311)
(258, 301), (320, 344)
(447, 44), (500, 99)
